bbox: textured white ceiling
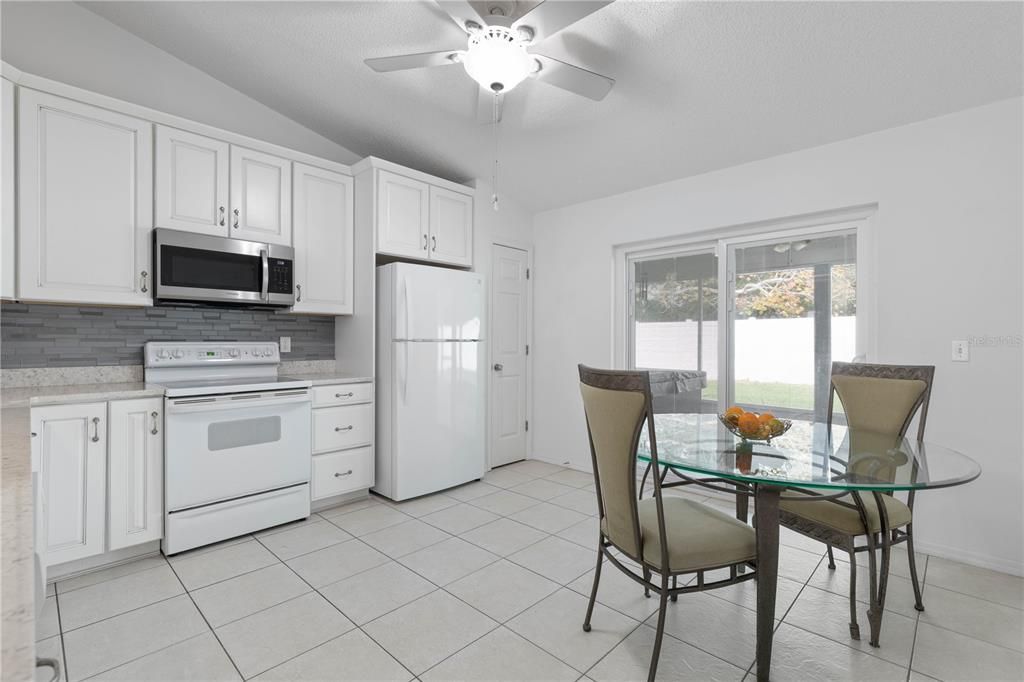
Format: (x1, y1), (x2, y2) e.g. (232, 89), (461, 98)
(81, 1), (1023, 212)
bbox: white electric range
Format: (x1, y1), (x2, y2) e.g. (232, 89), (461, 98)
(145, 342), (313, 555)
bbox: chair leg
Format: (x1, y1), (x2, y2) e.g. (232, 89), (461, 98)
(582, 544), (604, 633)
(670, 574), (678, 602)
(847, 549), (860, 640)
(826, 544), (836, 570)
(905, 525), (925, 612)
(648, 573), (671, 682)
(643, 567), (651, 598)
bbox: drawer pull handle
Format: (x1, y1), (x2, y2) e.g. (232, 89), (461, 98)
(150, 411), (159, 435)
(334, 470), (353, 478)
(335, 425), (354, 432)
(91, 417), (101, 442)
(335, 392), (354, 398)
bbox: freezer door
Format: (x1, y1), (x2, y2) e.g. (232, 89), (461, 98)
(392, 340), (485, 500)
(392, 264), (483, 341)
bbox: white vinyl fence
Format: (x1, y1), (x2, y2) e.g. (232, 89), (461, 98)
(636, 316), (856, 384)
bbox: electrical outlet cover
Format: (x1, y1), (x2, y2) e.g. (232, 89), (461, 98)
(951, 339), (969, 362)
(280, 336), (292, 353)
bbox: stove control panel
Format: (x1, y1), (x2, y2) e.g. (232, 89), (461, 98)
(145, 342), (280, 367)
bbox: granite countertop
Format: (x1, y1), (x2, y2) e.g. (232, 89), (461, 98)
(0, 382), (166, 410)
(281, 371), (374, 386)
(1, 404), (33, 681)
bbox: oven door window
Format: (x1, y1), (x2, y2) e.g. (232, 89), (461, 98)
(160, 245), (262, 292)
(209, 416), (281, 451)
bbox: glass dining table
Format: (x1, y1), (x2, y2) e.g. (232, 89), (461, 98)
(637, 414), (981, 682)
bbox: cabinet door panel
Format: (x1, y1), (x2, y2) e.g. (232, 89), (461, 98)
(376, 170), (429, 259)
(2, 78), (14, 299)
(292, 163), (354, 315)
(18, 90), (152, 305)
(155, 126), (229, 235)
(429, 186), (473, 267)
(34, 402), (107, 566)
(231, 146), (292, 246)
(108, 398), (163, 551)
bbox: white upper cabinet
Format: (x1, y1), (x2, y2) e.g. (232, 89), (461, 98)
(155, 126), (229, 236)
(107, 397), (163, 551)
(34, 402), (108, 566)
(429, 186), (473, 267)
(292, 163), (354, 315)
(376, 170), (430, 259)
(2, 78), (15, 300)
(231, 145), (292, 246)
(18, 90), (153, 305)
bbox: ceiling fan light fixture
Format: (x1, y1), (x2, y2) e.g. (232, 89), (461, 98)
(463, 26), (532, 93)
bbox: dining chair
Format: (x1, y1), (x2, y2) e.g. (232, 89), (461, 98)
(577, 364), (758, 682)
(777, 361), (935, 644)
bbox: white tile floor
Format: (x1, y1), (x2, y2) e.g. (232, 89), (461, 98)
(38, 461), (1024, 681)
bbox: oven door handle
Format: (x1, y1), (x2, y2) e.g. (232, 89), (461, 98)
(260, 248), (270, 301)
(166, 392), (310, 414)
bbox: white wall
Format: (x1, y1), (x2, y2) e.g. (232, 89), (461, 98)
(0, 2), (359, 165)
(532, 98), (1024, 575)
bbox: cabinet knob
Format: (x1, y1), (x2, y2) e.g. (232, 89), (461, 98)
(493, 363), (503, 371)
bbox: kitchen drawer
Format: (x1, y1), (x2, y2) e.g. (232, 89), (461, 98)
(312, 447), (373, 500)
(313, 403), (372, 453)
(312, 382), (373, 408)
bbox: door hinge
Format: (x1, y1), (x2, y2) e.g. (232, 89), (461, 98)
(525, 420), (529, 432)
(525, 344), (529, 356)
(526, 268), (530, 280)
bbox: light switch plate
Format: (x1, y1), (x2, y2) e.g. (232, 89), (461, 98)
(280, 336), (292, 353)
(951, 339), (969, 362)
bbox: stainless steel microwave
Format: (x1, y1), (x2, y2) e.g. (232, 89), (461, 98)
(154, 228), (295, 308)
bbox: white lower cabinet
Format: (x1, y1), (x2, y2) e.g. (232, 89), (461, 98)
(33, 402), (108, 566)
(311, 383), (374, 501)
(107, 398), (164, 551)
(34, 398), (164, 568)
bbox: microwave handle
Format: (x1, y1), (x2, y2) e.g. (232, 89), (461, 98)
(260, 248), (269, 301)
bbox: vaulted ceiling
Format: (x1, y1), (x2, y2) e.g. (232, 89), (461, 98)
(82, 1), (1023, 212)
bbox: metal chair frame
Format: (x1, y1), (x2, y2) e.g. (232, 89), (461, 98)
(578, 365), (758, 682)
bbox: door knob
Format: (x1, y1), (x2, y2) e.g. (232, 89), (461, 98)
(493, 363), (503, 371)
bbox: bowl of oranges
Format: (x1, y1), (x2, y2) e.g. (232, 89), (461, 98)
(719, 406), (791, 443)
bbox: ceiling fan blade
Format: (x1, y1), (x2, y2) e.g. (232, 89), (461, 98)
(435, 0), (486, 32)
(531, 54), (614, 101)
(513, 1), (614, 43)
(364, 50), (462, 73)
(476, 88), (504, 125)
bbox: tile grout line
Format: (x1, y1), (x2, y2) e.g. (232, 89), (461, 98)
(54, 589), (69, 682)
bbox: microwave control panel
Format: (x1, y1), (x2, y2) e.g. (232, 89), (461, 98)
(269, 258), (293, 295)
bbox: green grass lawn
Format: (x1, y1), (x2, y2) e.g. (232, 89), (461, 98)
(704, 379), (814, 411)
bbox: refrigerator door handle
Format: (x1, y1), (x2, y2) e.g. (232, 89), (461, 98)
(401, 342), (409, 404)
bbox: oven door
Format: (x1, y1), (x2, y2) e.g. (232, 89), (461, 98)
(154, 228), (294, 307)
(164, 389), (311, 511)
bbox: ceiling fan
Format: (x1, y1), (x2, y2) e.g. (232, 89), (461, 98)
(365, 0), (616, 122)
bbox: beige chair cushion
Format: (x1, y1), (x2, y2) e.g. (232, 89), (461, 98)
(832, 375), (926, 436)
(780, 491), (912, 535)
(604, 497), (756, 572)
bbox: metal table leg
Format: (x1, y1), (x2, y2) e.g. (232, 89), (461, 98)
(754, 484), (781, 682)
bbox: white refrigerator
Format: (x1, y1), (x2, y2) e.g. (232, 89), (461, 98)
(375, 263), (486, 501)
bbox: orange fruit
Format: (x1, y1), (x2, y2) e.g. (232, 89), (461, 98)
(724, 406), (744, 418)
(758, 412), (775, 424)
(737, 412), (761, 437)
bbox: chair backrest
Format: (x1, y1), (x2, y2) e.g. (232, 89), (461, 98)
(828, 362), (935, 441)
(578, 365), (663, 561)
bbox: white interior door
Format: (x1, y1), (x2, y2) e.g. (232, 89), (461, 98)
(489, 244), (530, 468)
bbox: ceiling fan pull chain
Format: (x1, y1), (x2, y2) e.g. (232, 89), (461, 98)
(492, 89), (500, 211)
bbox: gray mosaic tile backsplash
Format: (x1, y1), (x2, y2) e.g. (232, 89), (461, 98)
(1, 303), (335, 368)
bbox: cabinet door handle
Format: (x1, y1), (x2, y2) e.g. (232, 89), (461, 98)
(233, 208), (240, 229)
(334, 470), (353, 478)
(219, 206), (226, 226)
(334, 425), (353, 432)
(140, 271), (148, 293)
(150, 411), (159, 435)
(423, 234), (428, 251)
(91, 417), (101, 443)
(431, 235), (437, 252)
(335, 392), (354, 399)
(295, 284), (302, 302)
